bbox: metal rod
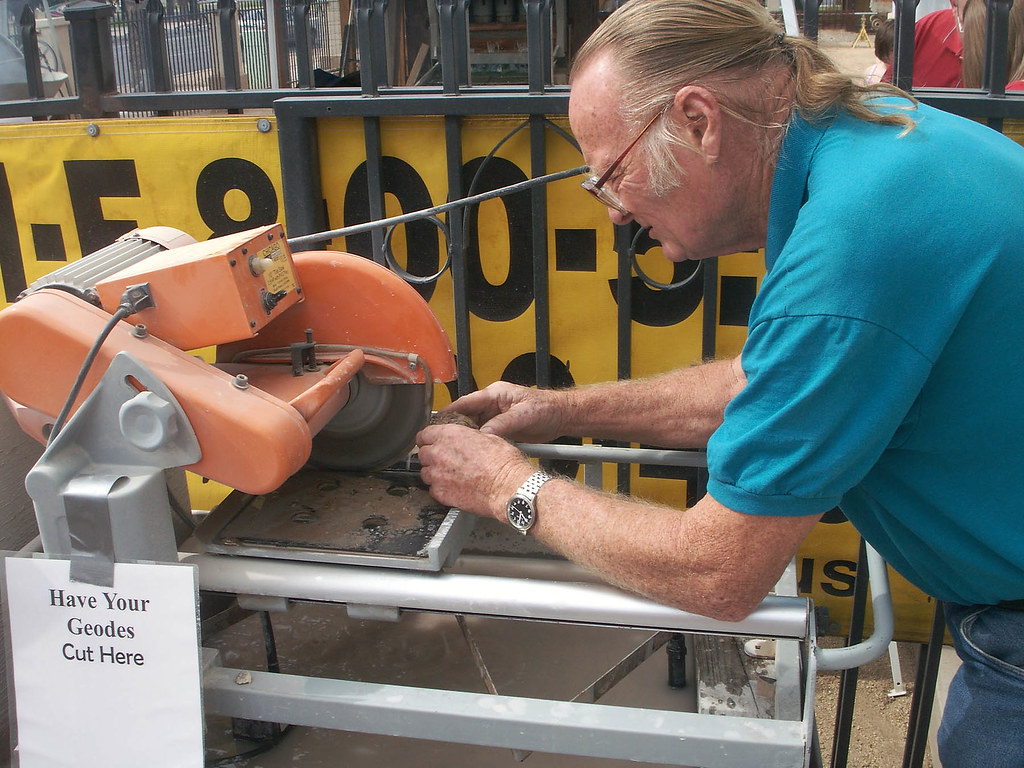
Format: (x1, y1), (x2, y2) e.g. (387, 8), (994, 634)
(828, 539), (869, 768)
(530, 115), (552, 389)
(286, 166), (587, 247)
(519, 442), (708, 467)
(20, 4), (45, 100)
(901, 601), (946, 768)
(203, 664), (809, 766)
(893, 0), (916, 91)
(815, 543), (895, 671)
(182, 552), (811, 639)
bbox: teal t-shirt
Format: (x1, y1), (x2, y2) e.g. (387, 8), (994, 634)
(706, 100), (1024, 605)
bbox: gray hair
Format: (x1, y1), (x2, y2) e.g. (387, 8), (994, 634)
(571, 0), (915, 193)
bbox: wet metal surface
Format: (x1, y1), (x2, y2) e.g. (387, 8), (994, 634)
(195, 469), (470, 569)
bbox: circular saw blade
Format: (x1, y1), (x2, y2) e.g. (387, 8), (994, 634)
(307, 373), (431, 471)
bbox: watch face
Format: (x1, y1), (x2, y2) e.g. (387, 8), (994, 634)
(507, 496), (534, 532)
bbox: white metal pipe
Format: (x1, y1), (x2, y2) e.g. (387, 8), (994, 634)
(814, 543), (895, 670)
(182, 551), (810, 639)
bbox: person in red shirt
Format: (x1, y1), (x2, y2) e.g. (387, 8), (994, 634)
(884, 0), (968, 87)
(961, 0), (1024, 89)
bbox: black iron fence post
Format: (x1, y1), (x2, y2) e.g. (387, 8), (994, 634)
(893, 0), (916, 92)
(901, 602), (946, 768)
(218, 0), (242, 91)
(523, 0), (551, 92)
(984, 0), (1012, 93)
(20, 5), (46, 100)
(63, 0), (118, 118)
(293, 0), (315, 88)
(803, 0), (820, 42)
(146, 0), (172, 94)
(437, 0), (461, 92)
(354, 0), (379, 94)
(276, 107), (325, 249)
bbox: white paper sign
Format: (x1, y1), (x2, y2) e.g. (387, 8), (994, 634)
(4, 557), (204, 768)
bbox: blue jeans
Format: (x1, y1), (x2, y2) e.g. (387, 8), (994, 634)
(937, 602), (1024, 767)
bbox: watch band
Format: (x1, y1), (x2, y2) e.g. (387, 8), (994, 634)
(505, 470), (553, 534)
(517, 471), (552, 499)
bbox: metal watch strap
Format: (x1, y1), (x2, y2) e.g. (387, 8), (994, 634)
(517, 471), (552, 500)
(506, 470), (553, 534)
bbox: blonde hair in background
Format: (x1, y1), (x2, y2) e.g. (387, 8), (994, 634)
(570, 0), (916, 192)
(962, 0), (1024, 88)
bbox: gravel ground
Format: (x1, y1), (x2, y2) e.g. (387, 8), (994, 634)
(815, 638), (935, 767)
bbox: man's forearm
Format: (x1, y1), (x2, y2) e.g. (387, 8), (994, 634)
(526, 476), (817, 622)
(560, 358), (745, 448)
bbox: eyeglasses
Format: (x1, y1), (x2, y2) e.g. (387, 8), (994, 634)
(580, 107), (667, 215)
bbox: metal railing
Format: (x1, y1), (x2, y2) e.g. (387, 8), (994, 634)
(2, 0), (1024, 121)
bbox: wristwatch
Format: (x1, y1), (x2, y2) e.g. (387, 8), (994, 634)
(505, 470), (553, 535)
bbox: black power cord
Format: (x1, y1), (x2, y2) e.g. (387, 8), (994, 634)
(46, 283), (155, 444)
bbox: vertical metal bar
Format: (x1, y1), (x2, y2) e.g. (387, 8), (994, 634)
(20, 4), (45, 100)
(829, 538), (869, 768)
(355, 0), (379, 94)
(983, 0), (1010, 132)
(892, 0), (916, 92)
(700, 257), (718, 361)
(293, 0), (315, 88)
(63, 0), (118, 118)
(276, 108), (325, 249)
(454, 0), (470, 87)
(437, 0), (460, 93)
(614, 223), (633, 494)
(696, 256), (718, 504)
(269, 0), (289, 87)
(887, 641), (907, 696)
(370, 0), (391, 88)
(524, 0), (550, 93)
(614, 226), (632, 385)
(530, 115), (551, 389)
(901, 602), (946, 768)
(445, 114), (473, 395)
(802, 0), (819, 42)
(218, 0), (242, 91)
(146, 0), (172, 93)
(362, 116), (387, 264)
(983, 0), (1011, 93)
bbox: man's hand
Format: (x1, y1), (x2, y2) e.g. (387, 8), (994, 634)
(441, 382), (569, 442)
(416, 423), (536, 519)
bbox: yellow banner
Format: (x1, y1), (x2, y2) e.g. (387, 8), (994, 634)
(0, 114), (934, 641)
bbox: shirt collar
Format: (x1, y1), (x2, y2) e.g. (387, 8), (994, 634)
(765, 112), (826, 270)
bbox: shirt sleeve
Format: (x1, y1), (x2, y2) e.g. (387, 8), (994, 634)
(706, 313), (934, 517)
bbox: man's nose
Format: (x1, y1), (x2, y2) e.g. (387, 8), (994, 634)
(608, 207), (634, 226)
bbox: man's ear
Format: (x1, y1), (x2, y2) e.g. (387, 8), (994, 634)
(672, 85), (722, 163)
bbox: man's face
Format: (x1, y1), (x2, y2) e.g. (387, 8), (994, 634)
(568, 57), (760, 262)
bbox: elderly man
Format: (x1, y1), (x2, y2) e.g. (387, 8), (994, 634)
(416, 0), (1024, 764)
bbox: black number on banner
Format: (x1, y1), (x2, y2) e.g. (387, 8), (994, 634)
(343, 157), (441, 301)
(64, 159), (140, 256)
(462, 157), (533, 322)
(196, 158), (278, 238)
(608, 227), (704, 327)
(0, 163), (26, 303)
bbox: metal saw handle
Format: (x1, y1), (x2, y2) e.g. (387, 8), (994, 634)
(289, 348), (365, 427)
